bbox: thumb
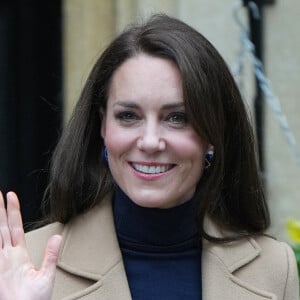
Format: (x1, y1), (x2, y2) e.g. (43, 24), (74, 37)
(40, 235), (62, 277)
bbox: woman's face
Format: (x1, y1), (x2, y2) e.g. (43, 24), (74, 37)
(101, 54), (209, 208)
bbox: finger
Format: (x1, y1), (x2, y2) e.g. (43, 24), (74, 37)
(0, 191), (4, 247)
(0, 191), (12, 247)
(40, 235), (62, 278)
(7, 191), (26, 247)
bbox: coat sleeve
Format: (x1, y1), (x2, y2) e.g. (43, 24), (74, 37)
(283, 242), (299, 300)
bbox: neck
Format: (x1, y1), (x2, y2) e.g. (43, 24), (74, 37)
(113, 186), (200, 248)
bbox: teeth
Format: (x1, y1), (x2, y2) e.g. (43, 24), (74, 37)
(132, 163), (172, 174)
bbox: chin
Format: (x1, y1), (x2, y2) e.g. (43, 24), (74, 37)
(132, 195), (179, 209)
(129, 194), (170, 209)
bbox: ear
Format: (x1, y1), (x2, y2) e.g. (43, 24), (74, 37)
(207, 144), (214, 152)
(205, 144), (214, 158)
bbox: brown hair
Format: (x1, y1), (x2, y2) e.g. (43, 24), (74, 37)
(45, 14), (270, 242)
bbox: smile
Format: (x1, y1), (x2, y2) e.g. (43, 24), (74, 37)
(131, 163), (175, 174)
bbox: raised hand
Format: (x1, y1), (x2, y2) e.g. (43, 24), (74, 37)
(0, 191), (62, 300)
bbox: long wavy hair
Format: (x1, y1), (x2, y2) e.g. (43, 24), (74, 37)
(44, 14), (270, 242)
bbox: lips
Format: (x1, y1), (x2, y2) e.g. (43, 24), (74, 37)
(131, 163), (175, 174)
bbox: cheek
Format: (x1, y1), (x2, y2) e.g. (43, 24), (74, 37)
(104, 125), (133, 156)
(175, 133), (207, 162)
(175, 136), (208, 182)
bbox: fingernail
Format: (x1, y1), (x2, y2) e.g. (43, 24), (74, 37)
(6, 191), (15, 201)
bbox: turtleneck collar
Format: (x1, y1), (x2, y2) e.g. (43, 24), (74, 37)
(113, 186), (200, 250)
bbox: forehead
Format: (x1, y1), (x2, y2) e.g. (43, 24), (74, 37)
(107, 54), (183, 106)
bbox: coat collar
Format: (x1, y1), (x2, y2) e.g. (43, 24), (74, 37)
(56, 195), (275, 300)
(202, 217), (262, 273)
(57, 194), (122, 281)
(202, 218), (276, 299)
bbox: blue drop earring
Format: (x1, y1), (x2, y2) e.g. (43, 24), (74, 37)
(102, 146), (109, 166)
(205, 150), (214, 169)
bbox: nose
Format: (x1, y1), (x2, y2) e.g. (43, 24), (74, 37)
(137, 122), (166, 153)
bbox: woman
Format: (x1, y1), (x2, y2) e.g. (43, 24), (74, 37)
(0, 14), (298, 299)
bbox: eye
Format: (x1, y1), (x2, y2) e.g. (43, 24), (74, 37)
(115, 111), (140, 123)
(166, 112), (188, 126)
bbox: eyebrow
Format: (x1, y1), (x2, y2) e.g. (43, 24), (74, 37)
(112, 101), (185, 110)
(113, 101), (139, 109)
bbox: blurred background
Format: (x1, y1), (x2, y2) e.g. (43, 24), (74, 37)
(0, 0), (299, 241)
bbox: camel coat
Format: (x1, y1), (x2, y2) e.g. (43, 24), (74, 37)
(26, 195), (299, 300)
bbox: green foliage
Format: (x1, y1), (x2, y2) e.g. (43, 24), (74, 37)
(286, 219), (300, 293)
(293, 244), (300, 278)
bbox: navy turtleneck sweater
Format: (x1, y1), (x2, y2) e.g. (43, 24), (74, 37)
(113, 187), (202, 300)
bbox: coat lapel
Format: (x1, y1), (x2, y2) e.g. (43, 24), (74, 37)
(56, 194), (132, 300)
(202, 219), (277, 299)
